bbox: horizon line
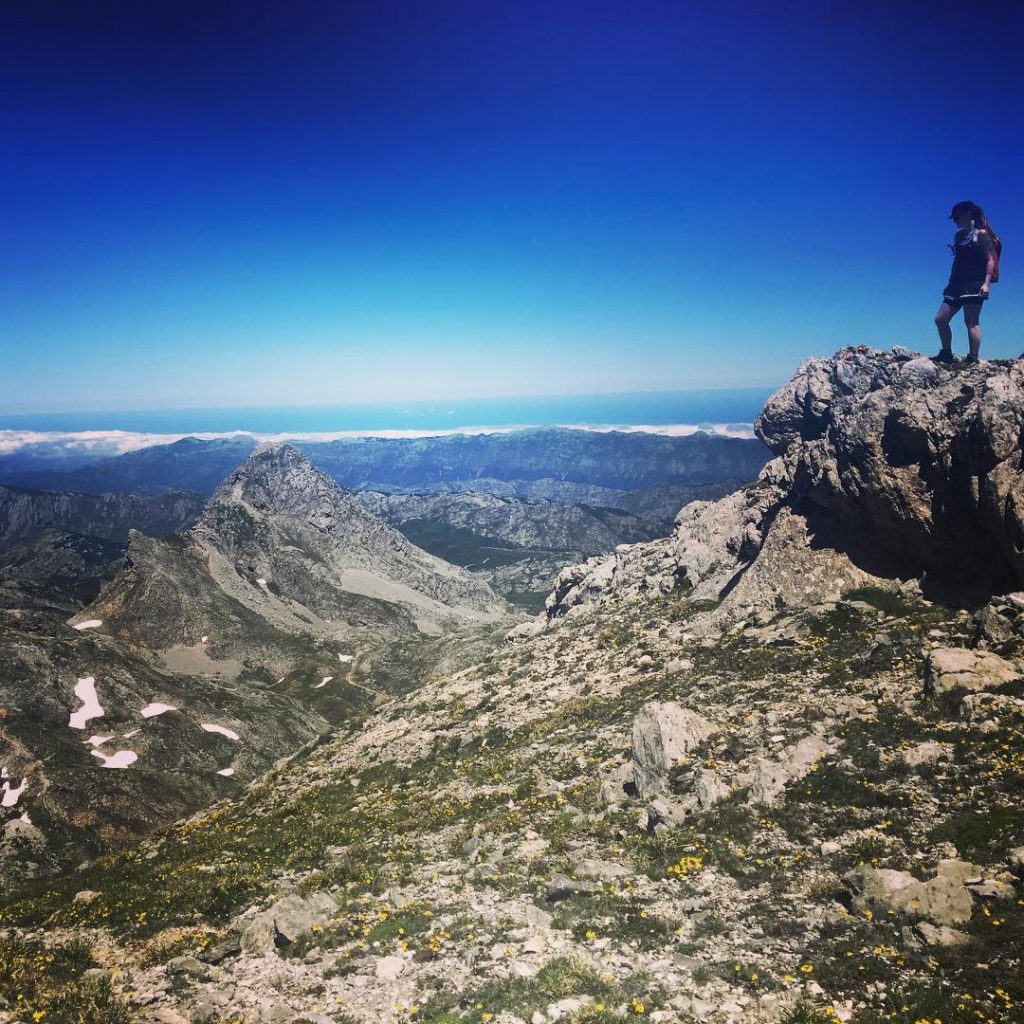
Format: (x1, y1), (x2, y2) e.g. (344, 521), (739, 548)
(0, 383), (778, 420)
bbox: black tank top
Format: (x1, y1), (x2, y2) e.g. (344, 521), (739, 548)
(949, 228), (989, 281)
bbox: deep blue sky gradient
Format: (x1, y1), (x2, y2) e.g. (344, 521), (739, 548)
(2, 1), (1022, 413)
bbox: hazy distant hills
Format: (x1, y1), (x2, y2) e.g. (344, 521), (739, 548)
(1, 429), (769, 516)
(0, 436), (258, 495)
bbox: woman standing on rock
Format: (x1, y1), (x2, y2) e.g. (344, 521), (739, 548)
(934, 200), (1001, 365)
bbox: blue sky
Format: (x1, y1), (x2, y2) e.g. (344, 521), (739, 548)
(1, 0), (1022, 413)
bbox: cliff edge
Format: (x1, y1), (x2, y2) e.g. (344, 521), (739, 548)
(544, 347), (1024, 626)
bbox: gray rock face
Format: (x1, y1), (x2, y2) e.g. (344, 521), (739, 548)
(923, 647), (1022, 695)
(543, 347), (1024, 621)
(0, 485), (205, 549)
(353, 489), (660, 556)
(746, 734), (834, 807)
(0, 487), (206, 583)
(631, 701), (716, 799)
(757, 347), (1024, 595)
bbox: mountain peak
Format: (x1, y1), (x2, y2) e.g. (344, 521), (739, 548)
(209, 442), (347, 523)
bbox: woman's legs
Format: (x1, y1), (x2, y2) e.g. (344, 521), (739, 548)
(934, 301), (955, 352)
(963, 303), (982, 357)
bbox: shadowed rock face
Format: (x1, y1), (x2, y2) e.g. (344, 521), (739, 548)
(542, 348), (1024, 624)
(758, 347), (1024, 596)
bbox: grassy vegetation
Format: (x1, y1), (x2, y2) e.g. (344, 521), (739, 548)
(0, 934), (134, 1024)
(417, 955), (663, 1021)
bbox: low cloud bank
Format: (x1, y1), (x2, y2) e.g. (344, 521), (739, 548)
(0, 421), (757, 458)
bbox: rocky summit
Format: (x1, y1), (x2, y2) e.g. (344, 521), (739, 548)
(543, 347), (1024, 627)
(0, 347), (1022, 1024)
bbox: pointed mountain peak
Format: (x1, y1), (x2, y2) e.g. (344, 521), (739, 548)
(207, 442), (348, 520)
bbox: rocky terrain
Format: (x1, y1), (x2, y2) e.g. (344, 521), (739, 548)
(0, 348), (1021, 1024)
(0, 449), (520, 884)
(353, 492), (657, 558)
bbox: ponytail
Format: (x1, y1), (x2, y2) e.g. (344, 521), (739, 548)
(971, 203), (1002, 282)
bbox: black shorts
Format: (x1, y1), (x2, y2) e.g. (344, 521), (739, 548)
(942, 279), (988, 313)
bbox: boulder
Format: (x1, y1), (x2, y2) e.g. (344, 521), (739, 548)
(374, 955), (406, 981)
(923, 648), (1022, 696)
(844, 865), (973, 926)
(631, 701), (716, 799)
(902, 741), (948, 767)
(237, 892), (338, 954)
(544, 874), (603, 902)
(914, 922), (970, 947)
(747, 734), (833, 806)
(693, 768), (730, 809)
(573, 858), (631, 880)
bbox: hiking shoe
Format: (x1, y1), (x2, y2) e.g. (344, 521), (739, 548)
(931, 348), (955, 364)
(963, 353), (980, 365)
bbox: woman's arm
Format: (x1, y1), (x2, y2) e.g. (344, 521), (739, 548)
(980, 230), (997, 292)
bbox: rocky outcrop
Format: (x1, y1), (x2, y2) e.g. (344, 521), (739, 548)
(843, 860), (978, 933)
(631, 701), (717, 799)
(237, 892), (339, 954)
(542, 347), (1024, 623)
(757, 346), (1024, 596)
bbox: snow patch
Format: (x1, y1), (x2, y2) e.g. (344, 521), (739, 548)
(217, 767), (235, 777)
(201, 723), (240, 741)
(91, 749), (137, 769)
(201, 635), (209, 644)
(337, 653), (353, 664)
(314, 675), (333, 689)
(1, 769), (27, 808)
(72, 619), (103, 630)
(140, 702), (176, 718)
(123, 729), (141, 738)
(69, 676), (104, 730)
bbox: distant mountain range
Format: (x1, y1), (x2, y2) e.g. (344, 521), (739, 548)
(1, 429), (768, 515)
